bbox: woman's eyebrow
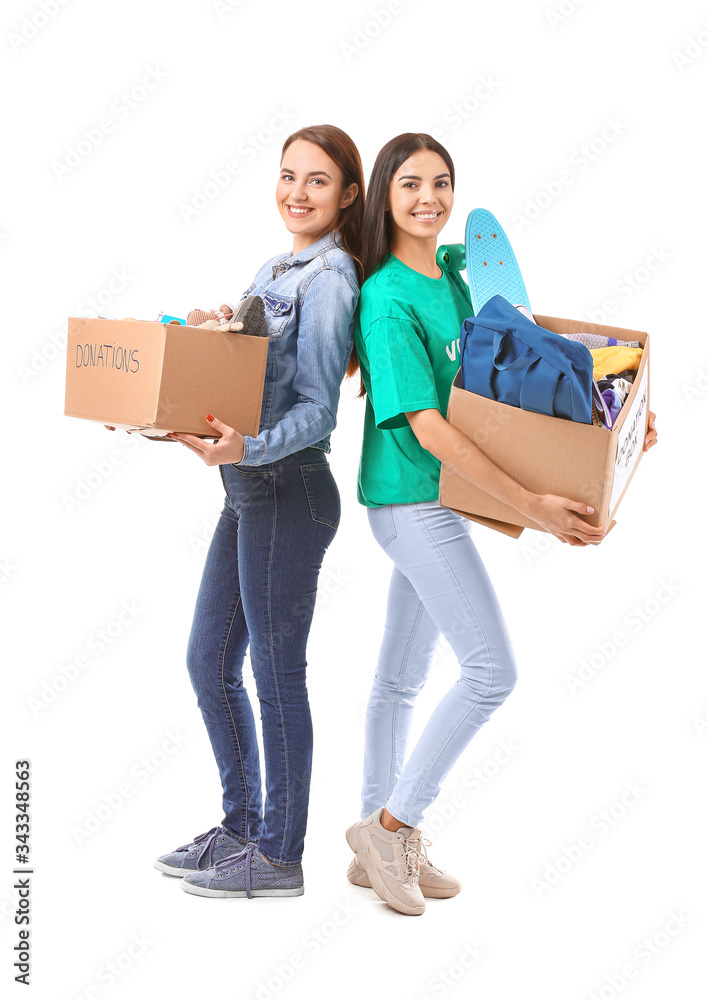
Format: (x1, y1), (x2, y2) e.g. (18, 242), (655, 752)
(397, 173), (450, 181)
(280, 168), (332, 179)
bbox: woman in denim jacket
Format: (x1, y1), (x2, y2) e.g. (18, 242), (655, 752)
(153, 125), (364, 899)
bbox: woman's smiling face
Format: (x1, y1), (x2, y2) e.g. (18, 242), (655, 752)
(276, 139), (357, 253)
(386, 149), (453, 243)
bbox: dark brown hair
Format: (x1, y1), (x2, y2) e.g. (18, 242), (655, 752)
(348, 133), (456, 389)
(362, 133), (455, 279)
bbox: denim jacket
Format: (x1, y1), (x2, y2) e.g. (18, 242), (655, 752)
(236, 230), (360, 466)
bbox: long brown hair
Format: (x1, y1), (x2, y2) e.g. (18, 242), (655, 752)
(281, 125), (365, 284)
(281, 125), (365, 385)
(348, 133), (456, 389)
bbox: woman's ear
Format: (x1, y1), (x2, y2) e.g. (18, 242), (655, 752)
(340, 182), (359, 209)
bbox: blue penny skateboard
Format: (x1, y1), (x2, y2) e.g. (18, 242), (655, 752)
(464, 208), (532, 314)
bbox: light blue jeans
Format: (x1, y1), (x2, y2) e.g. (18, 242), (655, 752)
(361, 501), (518, 827)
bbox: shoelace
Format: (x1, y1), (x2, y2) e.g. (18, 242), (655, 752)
(402, 835), (424, 883)
(214, 843), (256, 898)
(174, 826), (224, 869)
(415, 836), (443, 875)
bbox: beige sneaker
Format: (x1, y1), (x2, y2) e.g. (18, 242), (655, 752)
(345, 809), (426, 916)
(347, 836), (461, 898)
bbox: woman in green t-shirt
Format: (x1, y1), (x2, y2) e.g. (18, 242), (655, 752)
(344, 133), (658, 917)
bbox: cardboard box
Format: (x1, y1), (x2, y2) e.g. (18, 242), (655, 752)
(64, 317), (268, 438)
(439, 315), (650, 538)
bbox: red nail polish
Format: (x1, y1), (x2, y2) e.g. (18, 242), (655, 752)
(206, 414), (214, 422)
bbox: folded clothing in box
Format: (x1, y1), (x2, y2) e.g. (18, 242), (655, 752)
(440, 311), (650, 538)
(460, 295), (643, 431)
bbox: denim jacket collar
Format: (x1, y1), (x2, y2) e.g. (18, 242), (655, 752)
(271, 230), (340, 279)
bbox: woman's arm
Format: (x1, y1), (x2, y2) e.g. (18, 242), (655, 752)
(405, 408), (607, 546)
(237, 267), (359, 466)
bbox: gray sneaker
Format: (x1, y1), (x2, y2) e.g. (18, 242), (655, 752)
(181, 843), (304, 898)
(154, 825), (247, 876)
(346, 809), (426, 916)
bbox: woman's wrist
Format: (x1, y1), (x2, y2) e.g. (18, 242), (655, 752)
(516, 491), (543, 522)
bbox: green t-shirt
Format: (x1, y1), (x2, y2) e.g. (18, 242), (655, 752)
(356, 249), (474, 507)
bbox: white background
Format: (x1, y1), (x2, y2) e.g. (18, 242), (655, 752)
(3, 1), (707, 998)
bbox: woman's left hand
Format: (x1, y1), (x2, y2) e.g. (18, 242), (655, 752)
(168, 415), (245, 466)
(643, 410), (658, 452)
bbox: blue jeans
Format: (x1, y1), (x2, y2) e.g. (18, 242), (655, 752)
(186, 447), (339, 866)
(361, 501), (517, 828)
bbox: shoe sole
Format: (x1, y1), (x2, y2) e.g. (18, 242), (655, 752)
(153, 860), (190, 876)
(181, 881), (303, 898)
(359, 846), (425, 916)
(347, 856), (461, 899)
(232, 295), (266, 337)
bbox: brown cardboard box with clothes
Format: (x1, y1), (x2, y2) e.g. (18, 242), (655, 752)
(439, 315), (650, 538)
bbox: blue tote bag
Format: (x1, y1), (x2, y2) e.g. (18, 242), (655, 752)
(460, 295), (594, 424)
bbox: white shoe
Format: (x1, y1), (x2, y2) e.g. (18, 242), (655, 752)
(345, 809), (426, 916)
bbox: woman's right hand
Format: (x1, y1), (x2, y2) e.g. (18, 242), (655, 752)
(526, 494), (607, 546)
